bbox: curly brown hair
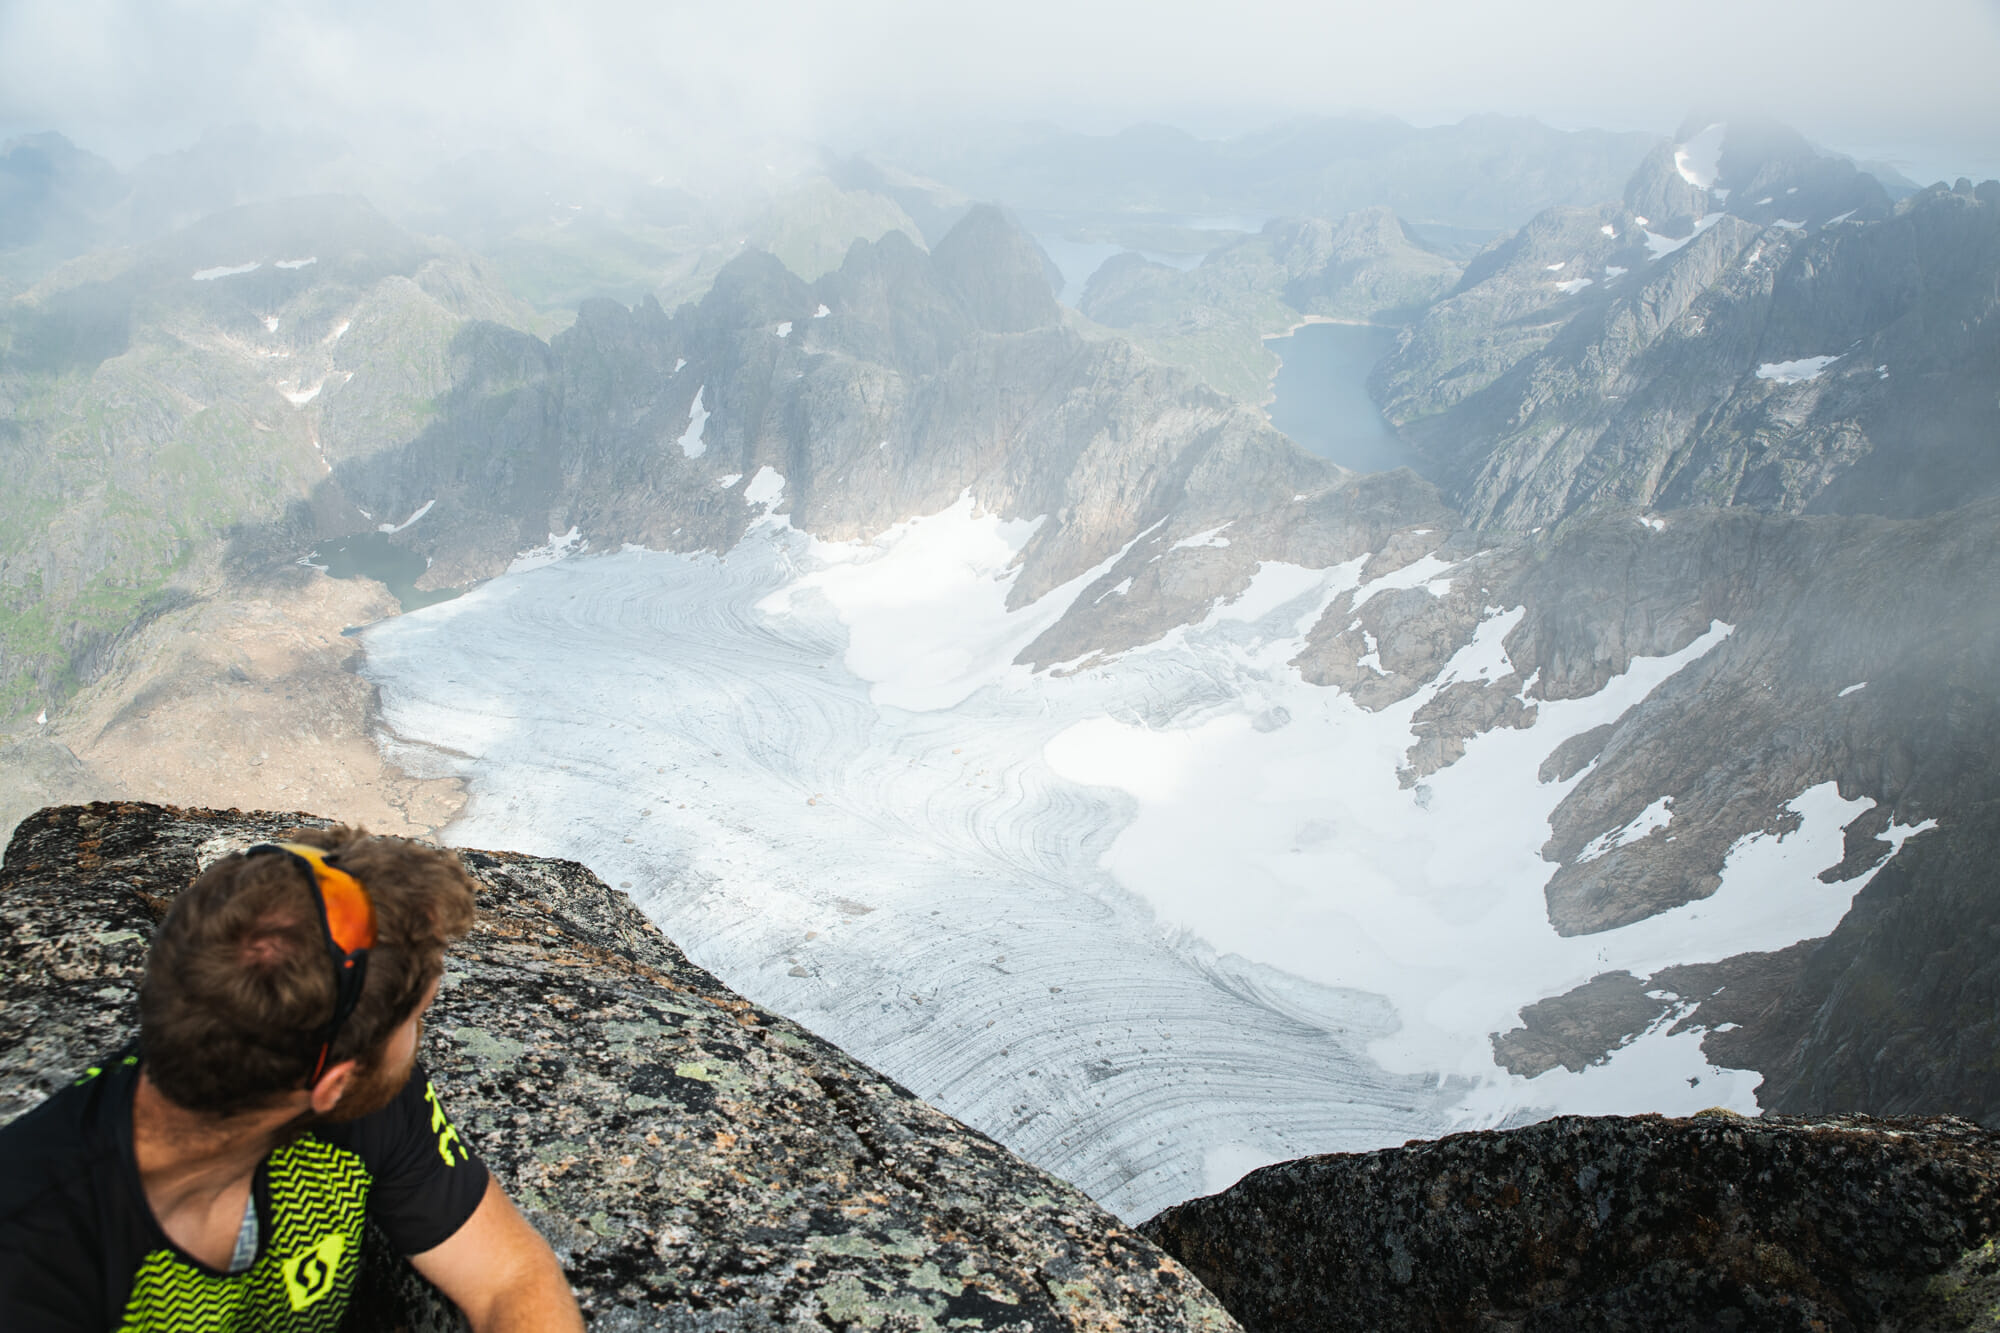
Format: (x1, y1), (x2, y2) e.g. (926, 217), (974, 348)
(139, 826), (478, 1116)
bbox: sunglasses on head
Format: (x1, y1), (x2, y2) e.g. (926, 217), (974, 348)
(245, 841), (377, 1087)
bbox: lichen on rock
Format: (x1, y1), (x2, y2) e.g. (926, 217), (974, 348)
(1142, 1110), (2000, 1332)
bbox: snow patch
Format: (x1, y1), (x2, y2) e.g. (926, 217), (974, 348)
(814, 304), (831, 318)
(743, 467), (786, 508)
(263, 315), (280, 333)
(509, 527), (584, 573)
(279, 380), (324, 406)
(1203, 1142), (1284, 1195)
(1173, 524), (1233, 551)
(192, 262), (261, 281)
(1356, 631), (1386, 676)
(775, 322), (793, 338)
(1643, 214), (1722, 261)
(1349, 553), (1456, 612)
(377, 499), (435, 534)
(1638, 515), (1666, 532)
(325, 319), (350, 346)
(1827, 209), (1858, 225)
(673, 357), (687, 373)
(1578, 796), (1674, 863)
(1555, 278), (1594, 295)
(715, 473), (743, 489)
(1094, 578), (1135, 605)
(275, 257), (317, 270)
(679, 387), (710, 458)
(1674, 123), (1726, 189)
(1771, 219), (1806, 231)
(1838, 681), (1867, 698)
(1545, 261), (1567, 271)
(1600, 224), (1616, 237)
(1756, 356), (1839, 384)
(1603, 265), (1628, 279)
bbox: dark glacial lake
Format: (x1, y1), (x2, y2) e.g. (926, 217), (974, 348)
(313, 532), (460, 613)
(1264, 322), (1429, 477)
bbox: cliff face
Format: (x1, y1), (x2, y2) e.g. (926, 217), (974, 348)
(1143, 1112), (2000, 1332)
(0, 802), (1238, 1331)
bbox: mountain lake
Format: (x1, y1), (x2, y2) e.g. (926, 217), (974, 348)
(314, 532), (460, 612)
(1264, 321), (1429, 477)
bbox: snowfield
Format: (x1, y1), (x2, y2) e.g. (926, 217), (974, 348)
(1757, 356), (1840, 384)
(678, 388), (710, 458)
(363, 503), (1931, 1218)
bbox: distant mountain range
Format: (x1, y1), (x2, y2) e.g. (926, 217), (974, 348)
(1076, 207), (1461, 401)
(893, 115), (1668, 232)
(1377, 119), (2000, 529)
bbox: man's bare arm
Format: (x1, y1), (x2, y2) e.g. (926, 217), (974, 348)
(409, 1176), (584, 1333)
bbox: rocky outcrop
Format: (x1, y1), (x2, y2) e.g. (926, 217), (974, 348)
(0, 802), (1239, 1331)
(1142, 1111), (2000, 1332)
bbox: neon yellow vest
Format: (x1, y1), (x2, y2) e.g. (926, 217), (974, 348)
(115, 1135), (370, 1332)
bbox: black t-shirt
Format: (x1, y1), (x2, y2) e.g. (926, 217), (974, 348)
(0, 1054), (489, 1332)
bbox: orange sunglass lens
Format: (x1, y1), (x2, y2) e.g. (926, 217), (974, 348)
(272, 842), (377, 954)
(317, 866), (377, 955)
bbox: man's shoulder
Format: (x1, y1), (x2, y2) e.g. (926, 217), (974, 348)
(317, 1063), (490, 1258)
(0, 1059), (134, 1223)
(314, 1062), (475, 1175)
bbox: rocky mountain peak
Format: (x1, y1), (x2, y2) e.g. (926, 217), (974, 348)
(1625, 118), (1895, 240)
(927, 202), (1061, 333)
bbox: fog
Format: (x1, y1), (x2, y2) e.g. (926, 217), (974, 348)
(4, 0), (1998, 185)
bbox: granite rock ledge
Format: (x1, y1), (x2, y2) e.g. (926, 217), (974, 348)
(1142, 1111), (2000, 1332)
(0, 802), (1239, 1332)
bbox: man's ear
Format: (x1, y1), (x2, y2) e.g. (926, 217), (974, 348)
(308, 1060), (360, 1116)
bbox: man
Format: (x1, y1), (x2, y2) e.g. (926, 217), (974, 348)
(0, 826), (584, 1332)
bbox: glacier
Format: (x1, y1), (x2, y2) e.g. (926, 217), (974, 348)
(361, 504), (1929, 1219)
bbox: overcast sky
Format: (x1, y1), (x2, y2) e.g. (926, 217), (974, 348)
(4, 0), (1997, 183)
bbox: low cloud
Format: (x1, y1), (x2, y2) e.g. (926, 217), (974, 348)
(3, 0), (1997, 181)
